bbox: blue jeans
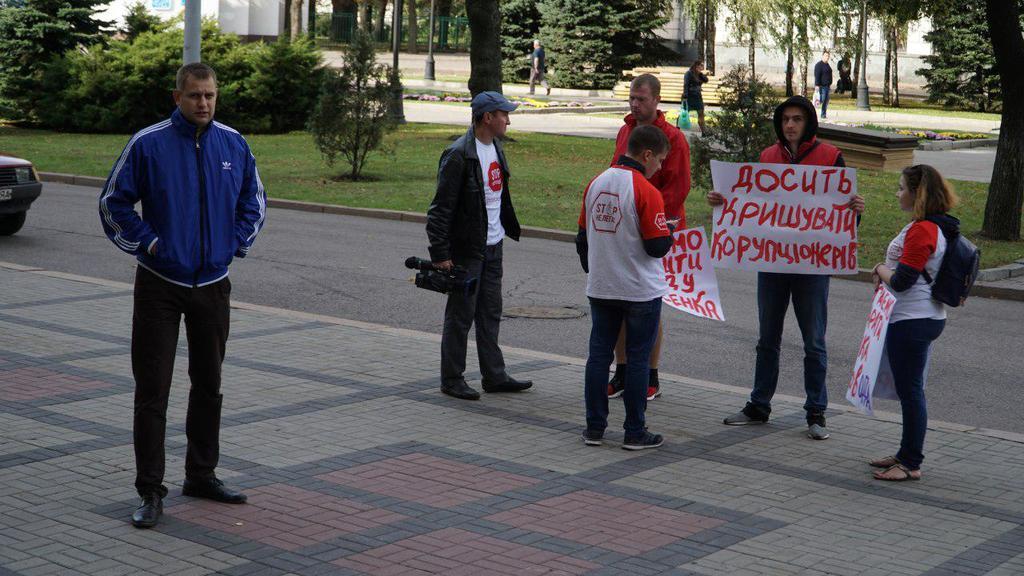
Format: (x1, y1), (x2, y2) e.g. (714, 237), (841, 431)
(818, 86), (831, 118)
(585, 297), (661, 437)
(886, 318), (945, 471)
(751, 272), (829, 417)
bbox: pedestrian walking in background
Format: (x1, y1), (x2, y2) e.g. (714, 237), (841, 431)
(869, 165), (959, 481)
(577, 125), (675, 451)
(814, 50), (834, 119)
(683, 59), (709, 135)
(529, 39), (550, 96)
(99, 63), (266, 529)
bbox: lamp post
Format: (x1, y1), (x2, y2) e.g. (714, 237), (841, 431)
(390, 0), (406, 123)
(856, 0), (871, 111)
(183, 0), (201, 64)
(424, 0), (437, 81)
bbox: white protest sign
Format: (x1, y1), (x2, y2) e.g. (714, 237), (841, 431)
(846, 285), (897, 416)
(661, 227), (725, 321)
(710, 160), (859, 274)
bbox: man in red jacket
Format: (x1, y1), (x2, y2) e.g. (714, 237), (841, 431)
(708, 95), (864, 441)
(606, 74), (691, 401)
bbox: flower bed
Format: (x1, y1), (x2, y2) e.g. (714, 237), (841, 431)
(402, 92), (595, 109)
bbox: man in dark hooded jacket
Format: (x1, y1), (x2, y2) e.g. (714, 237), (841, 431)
(708, 96), (865, 440)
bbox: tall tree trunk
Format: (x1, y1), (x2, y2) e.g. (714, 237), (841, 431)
(747, 15), (756, 77)
(883, 22), (892, 105)
(983, 0), (1024, 240)
(359, 0), (370, 31)
(892, 26), (900, 107)
(406, 0), (418, 52)
(785, 14), (794, 96)
(467, 0), (502, 95)
(706, 1), (716, 74)
(374, 0), (387, 41)
(291, 0), (303, 39)
(696, 2), (707, 62)
(852, 10), (863, 94)
(798, 15), (808, 96)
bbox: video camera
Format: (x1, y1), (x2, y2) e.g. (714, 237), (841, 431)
(404, 257), (478, 297)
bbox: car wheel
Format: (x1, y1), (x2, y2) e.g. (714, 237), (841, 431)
(0, 211), (27, 236)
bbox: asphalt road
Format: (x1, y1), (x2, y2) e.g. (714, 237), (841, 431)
(3, 182), (1022, 433)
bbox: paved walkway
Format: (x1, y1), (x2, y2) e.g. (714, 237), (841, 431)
(2, 262), (1024, 576)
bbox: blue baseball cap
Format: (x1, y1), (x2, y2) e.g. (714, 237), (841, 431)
(471, 91), (519, 117)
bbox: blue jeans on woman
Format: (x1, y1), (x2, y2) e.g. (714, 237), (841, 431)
(585, 297), (661, 438)
(818, 86), (831, 118)
(750, 272), (830, 419)
(885, 318), (945, 471)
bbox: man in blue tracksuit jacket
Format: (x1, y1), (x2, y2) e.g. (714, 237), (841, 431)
(99, 63), (266, 529)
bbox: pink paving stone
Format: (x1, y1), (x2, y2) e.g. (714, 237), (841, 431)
(0, 367), (112, 401)
(484, 489), (727, 555)
(163, 483), (407, 551)
(317, 453), (541, 508)
(333, 528), (598, 576)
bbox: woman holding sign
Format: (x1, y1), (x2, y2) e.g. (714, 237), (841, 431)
(870, 165), (959, 481)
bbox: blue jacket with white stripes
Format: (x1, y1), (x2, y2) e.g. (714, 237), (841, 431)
(99, 108), (267, 287)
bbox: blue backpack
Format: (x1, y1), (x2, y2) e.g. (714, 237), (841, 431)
(921, 216), (980, 307)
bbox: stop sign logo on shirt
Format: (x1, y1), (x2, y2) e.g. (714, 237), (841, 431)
(488, 161), (502, 192)
(592, 191), (622, 233)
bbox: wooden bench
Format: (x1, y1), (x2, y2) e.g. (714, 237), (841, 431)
(612, 66), (727, 105)
(817, 125), (919, 172)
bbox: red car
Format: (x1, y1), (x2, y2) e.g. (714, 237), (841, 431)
(0, 153), (42, 235)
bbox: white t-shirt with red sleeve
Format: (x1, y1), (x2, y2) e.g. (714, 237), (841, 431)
(475, 139), (505, 246)
(579, 166), (671, 301)
(885, 219), (948, 323)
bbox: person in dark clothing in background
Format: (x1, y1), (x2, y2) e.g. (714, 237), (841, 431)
(836, 54), (852, 95)
(814, 50), (834, 119)
(683, 59), (709, 135)
(529, 39), (550, 96)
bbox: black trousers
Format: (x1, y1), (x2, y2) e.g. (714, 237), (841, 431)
(441, 242), (507, 384)
(132, 266), (230, 497)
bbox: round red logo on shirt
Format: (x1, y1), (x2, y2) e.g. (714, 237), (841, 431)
(488, 161), (502, 192)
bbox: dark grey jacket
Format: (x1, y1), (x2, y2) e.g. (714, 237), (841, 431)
(426, 126), (522, 262)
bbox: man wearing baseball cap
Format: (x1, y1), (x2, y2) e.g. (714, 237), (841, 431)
(425, 91), (533, 400)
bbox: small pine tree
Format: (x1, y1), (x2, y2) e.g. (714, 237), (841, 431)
(918, 1), (1003, 113)
(690, 66), (779, 192)
(538, 0), (670, 90)
(500, 0), (542, 83)
(308, 30), (397, 180)
(121, 1), (165, 41)
(0, 0), (108, 120)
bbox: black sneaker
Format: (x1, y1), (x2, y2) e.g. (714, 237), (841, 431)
(582, 429), (603, 446)
(723, 403), (770, 425)
(622, 430), (664, 451)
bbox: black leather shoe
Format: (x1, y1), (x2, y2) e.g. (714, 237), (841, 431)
(182, 478), (247, 504)
(482, 377), (533, 393)
(131, 494), (162, 528)
(440, 379), (480, 400)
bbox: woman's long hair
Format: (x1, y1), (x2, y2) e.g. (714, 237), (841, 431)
(902, 164), (959, 220)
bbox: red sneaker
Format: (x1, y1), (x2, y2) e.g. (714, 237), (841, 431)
(646, 386), (661, 401)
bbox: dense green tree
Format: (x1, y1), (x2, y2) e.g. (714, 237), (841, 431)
(919, 0), (1001, 112)
(0, 0), (108, 120)
(500, 0), (541, 83)
(121, 1), (165, 41)
(538, 0), (669, 90)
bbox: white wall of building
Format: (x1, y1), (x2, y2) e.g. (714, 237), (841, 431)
(98, 0), (305, 39)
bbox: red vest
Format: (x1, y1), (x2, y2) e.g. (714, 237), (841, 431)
(759, 137), (842, 166)
(612, 111), (691, 224)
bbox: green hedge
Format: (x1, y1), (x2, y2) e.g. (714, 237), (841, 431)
(36, 21), (323, 134)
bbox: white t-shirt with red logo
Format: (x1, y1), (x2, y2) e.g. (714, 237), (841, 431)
(885, 220), (948, 323)
(476, 139), (505, 246)
(578, 166), (671, 301)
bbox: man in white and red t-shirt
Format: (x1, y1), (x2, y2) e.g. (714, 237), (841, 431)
(575, 125), (675, 450)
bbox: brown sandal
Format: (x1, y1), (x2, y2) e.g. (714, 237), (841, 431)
(873, 463), (921, 482)
(869, 455), (898, 469)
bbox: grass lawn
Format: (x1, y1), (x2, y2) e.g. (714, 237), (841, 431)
(1, 122), (1019, 268)
(824, 95), (1002, 122)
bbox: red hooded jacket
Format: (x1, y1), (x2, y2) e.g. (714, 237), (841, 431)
(612, 111), (691, 225)
(760, 96), (844, 167)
